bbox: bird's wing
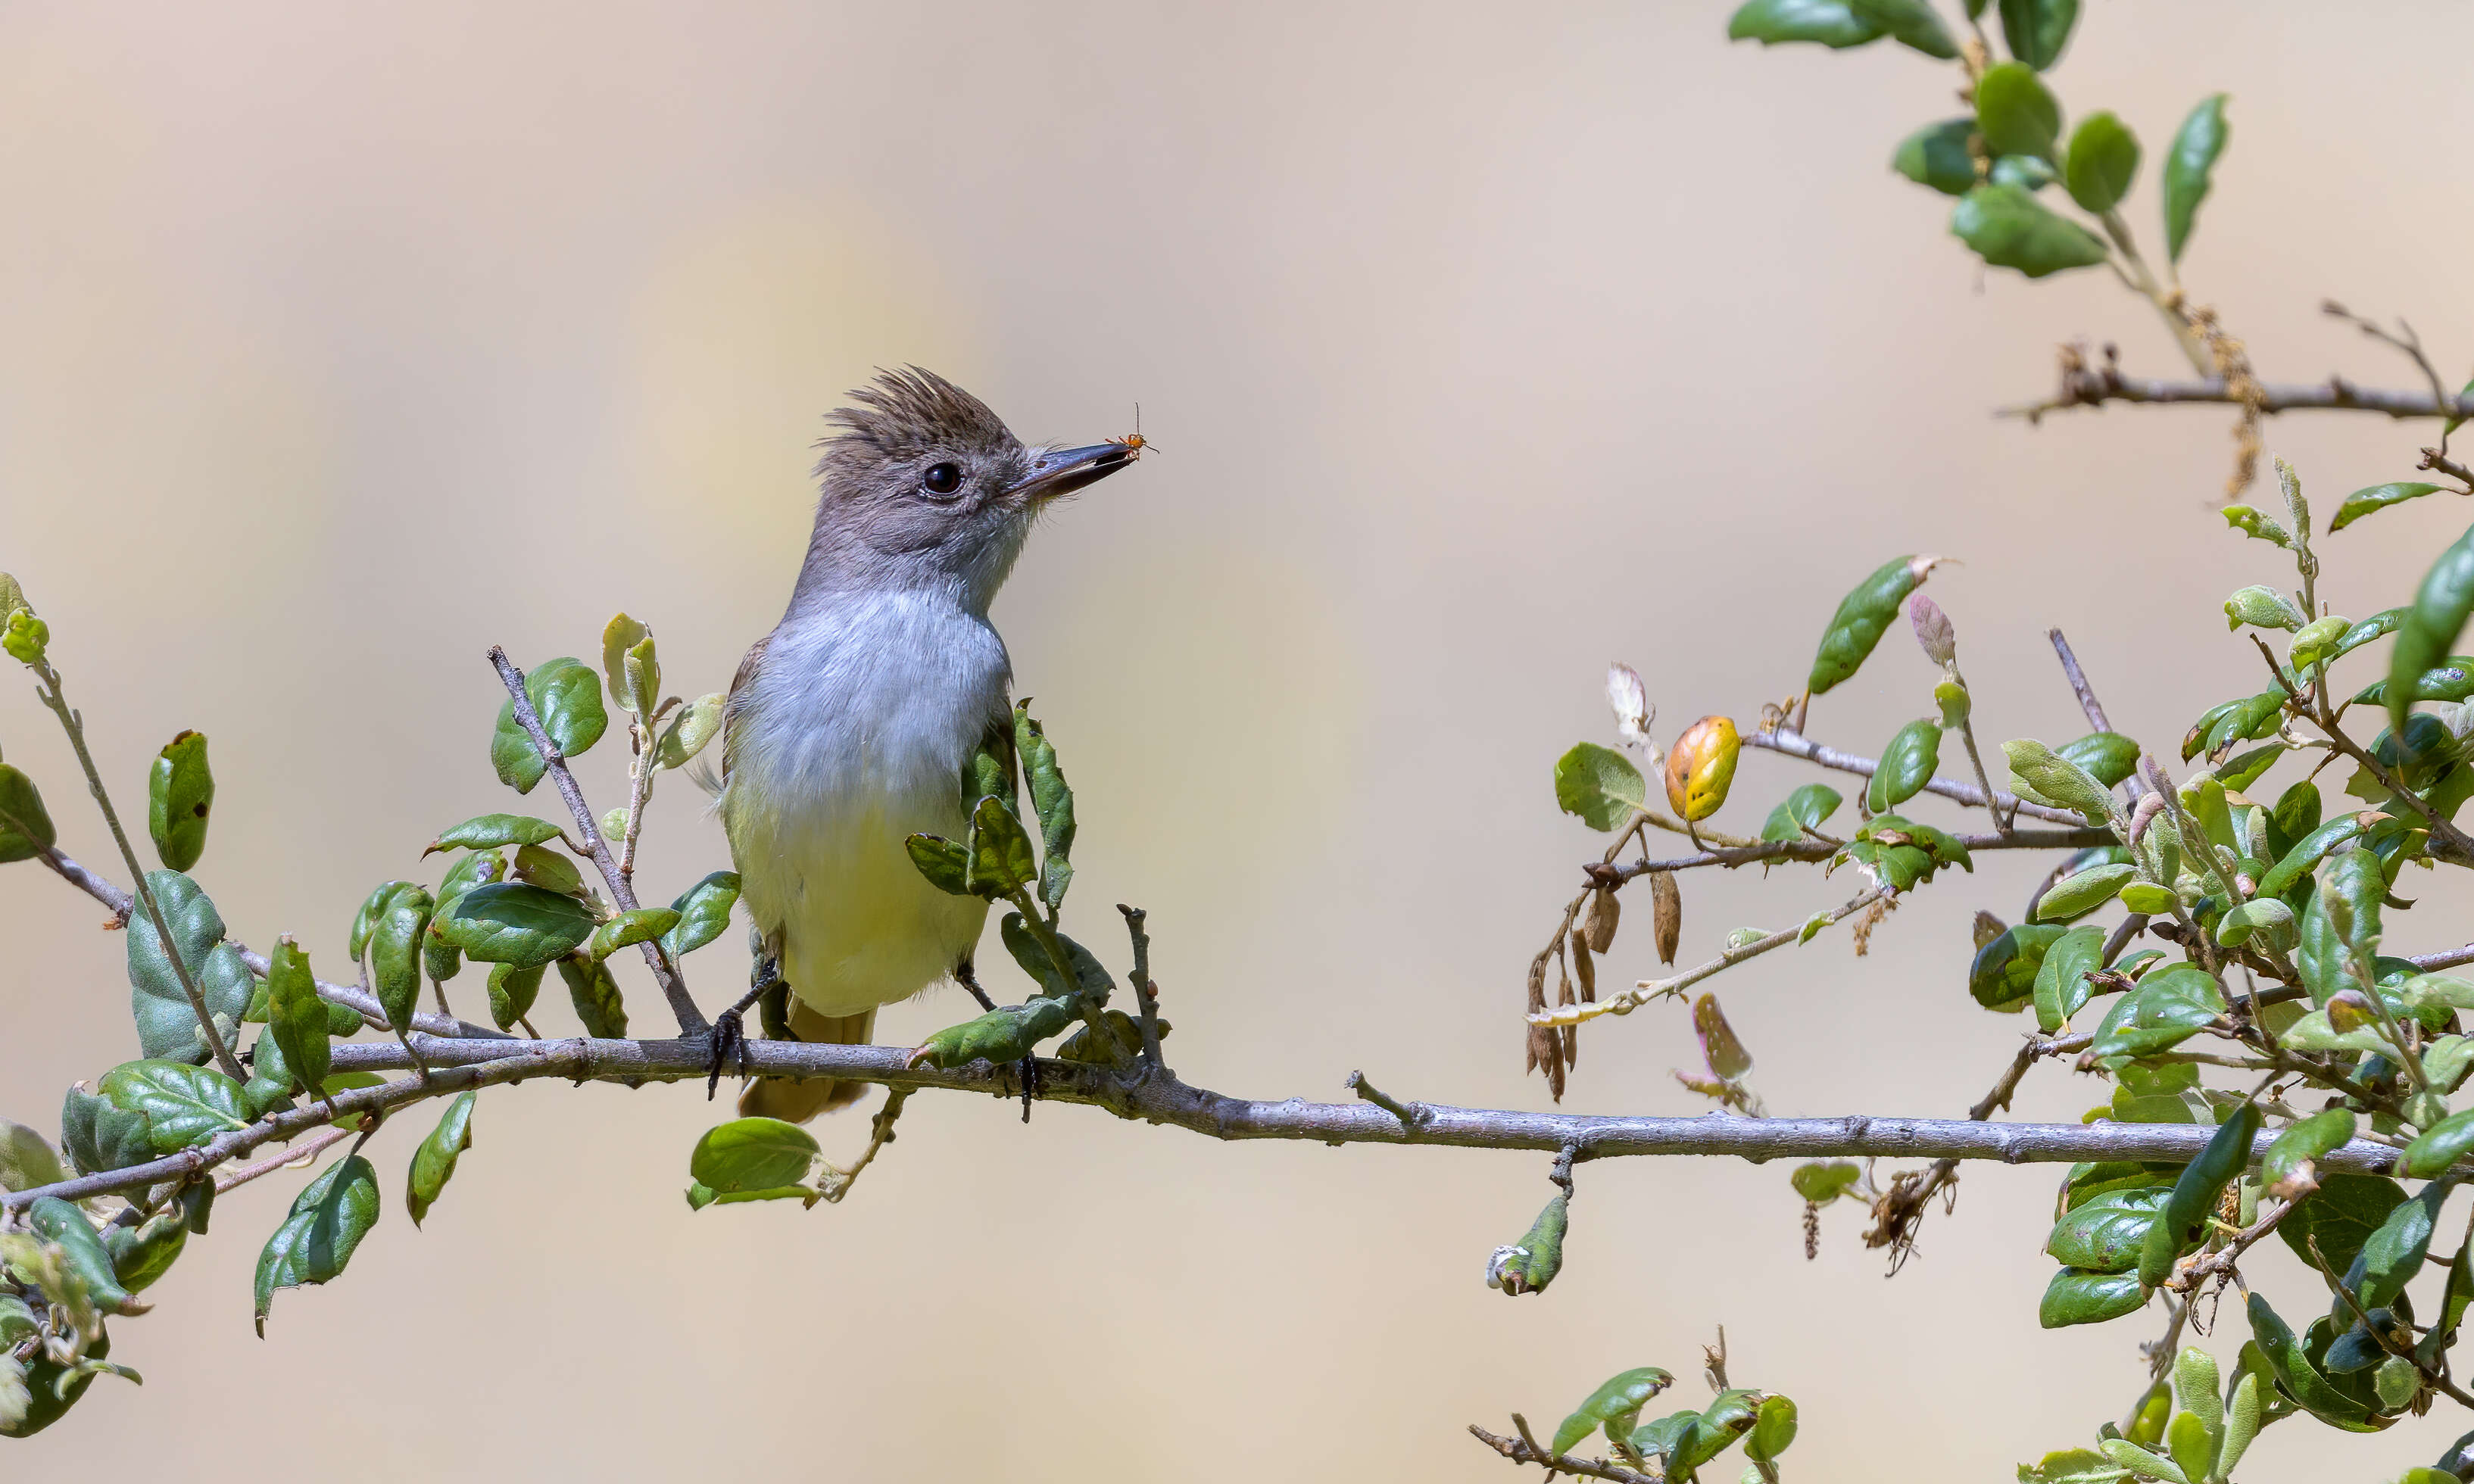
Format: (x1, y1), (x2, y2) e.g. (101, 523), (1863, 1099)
(719, 630), (772, 784)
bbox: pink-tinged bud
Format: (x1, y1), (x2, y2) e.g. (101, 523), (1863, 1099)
(1908, 594), (1957, 667)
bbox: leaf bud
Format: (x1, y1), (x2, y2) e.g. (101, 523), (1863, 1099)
(2, 609), (48, 668)
(1908, 594), (1957, 667)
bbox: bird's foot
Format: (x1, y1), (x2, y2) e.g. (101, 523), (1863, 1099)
(705, 1009), (747, 1101)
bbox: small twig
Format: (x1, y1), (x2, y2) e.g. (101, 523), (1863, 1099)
(2323, 301), (2459, 456)
(1532, 886), (1890, 1027)
(2048, 628), (2144, 803)
(488, 647), (707, 1037)
(212, 1126), (355, 1195)
(1746, 726), (2082, 827)
(2167, 1196), (2291, 1294)
(1468, 1420), (1662, 1484)
(2003, 368), (2474, 421)
(1347, 1071), (1430, 1130)
(1118, 904), (1167, 1073)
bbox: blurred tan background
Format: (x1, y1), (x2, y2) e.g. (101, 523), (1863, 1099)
(5, 1), (2474, 1477)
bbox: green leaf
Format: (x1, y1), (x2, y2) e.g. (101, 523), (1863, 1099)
(1552, 1367), (1676, 1455)
(2282, 1174), (2407, 1274)
(654, 694), (723, 770)
(2257, 813), (2366, 898)
(145, 730), (213, 871)
(426, 813), (564, 854)
(2161, 94), (2229, 263)
(263, 937), (330, 1099)
(0, 762), (56, 864)
(2039, 1268), (2147, 1327)
(1056, 1008), (1171, 1065)
(1745, 1395), (1797, 1464)
(1809, 555), (1938, 694)
(1989, 154), (2056, 192)
(2391, 522), (2474, 738)
(1013, 705), (1076, 914)
(2214, 896), (2294, 950)
(2063, 111), (2138, 212)
(1727, 0), (1883, 47)
(2264, 1108), (2356, 1195)
(126, 870), (252, 1063)
(2224, 585), (2307, 632)
(101, 1207), (187, 1293)
(2056, 732), (2139, 789)
(2017, 1448), (2133, 1484)
(966, 793), (1038, 896)
(406, 1091), (476, 1228)
(588, 907), (679, 961)
(1848, 0), (1955, 57)
(2004, 739), (2115, 824)
(906, 996), (1078, 1070)
(59, 1083), (154, 1175)
(1998, 0), (2076, 68)
(2331, 482), (2447, 533)
(25, 1198), (141, 1316)
(2048, 1187), (2167, 1274)
(253, 1155), (381, 1336)
(2143, 1102), (2261, 1286)
(2036, 863), (2134, 922)
(98, 1059), (251, 1154)
(601, 613), (650, 711)
(2091, 965), (2225, 1060)
(999, 913), (1115, 1002)
(688, 1116), (820, 1193)
(484, 961), (545, 1031)
(489, 656), (607, 793)
(1761, 784), (1844, 843)
(557, 955), (628, 1038)
(1554, 742), (1649, 830)
(511, 841), (588, 899)
(1970, 922), (2067, 1012)
(1892, 117), (1978, 196)
(1488, 1192), (1568, 1295)
(0, 1121), (68, 1196)
(2221, 504), (2291, 549)
(2407, 1111), (2474, 1180)
(2032, 924), (2107, 1032)
(432, 882), (595, 968)
(904, 834), (974, 896)
(1791, 1160), (1862, 1203)
(367, 884), (434, 1034)
(663, 871), (741, 958)
(1867, 719), (1942, 812)
(2356, 1179), (2453, 1310)
(1975, 61), (2061, 161)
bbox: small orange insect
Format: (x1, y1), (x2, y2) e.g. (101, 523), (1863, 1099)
(1108, 404), (1153, 457)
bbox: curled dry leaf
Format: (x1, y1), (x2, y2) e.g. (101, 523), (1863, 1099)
(1651, 869), (1681, 965)
(1583, 886), (1620, 953)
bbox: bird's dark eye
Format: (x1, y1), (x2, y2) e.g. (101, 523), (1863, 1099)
(921, 462), (963, 496)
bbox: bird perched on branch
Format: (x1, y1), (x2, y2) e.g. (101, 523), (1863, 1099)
(713, 368), (1137, 1121)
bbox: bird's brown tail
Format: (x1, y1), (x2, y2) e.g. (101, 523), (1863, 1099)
(735, 1003), (875, 1124)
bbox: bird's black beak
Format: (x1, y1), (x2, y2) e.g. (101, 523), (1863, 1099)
(1007, 442), (1137, 504)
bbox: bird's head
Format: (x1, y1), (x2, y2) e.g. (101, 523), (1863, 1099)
(798, 366), (1136, 612)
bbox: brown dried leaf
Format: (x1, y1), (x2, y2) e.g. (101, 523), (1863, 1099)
(1651, 869), (1681, 965)
(1584, 887), (1620, 953)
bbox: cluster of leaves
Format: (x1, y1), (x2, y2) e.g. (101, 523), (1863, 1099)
(1530, 1362), (1798, 1482)
(683, 700), (1168, 1208)
(1730, 0), (2230, 285)
(0, 600), (730, 1433)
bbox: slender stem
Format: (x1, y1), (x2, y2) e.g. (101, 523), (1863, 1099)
(617, 709), (655, 881)
(1746, 727), (2082, 827)
(2004, 371), (2474, 421)
(1468, 1420), (1660, 1484)
(212, 1126), (354, 1196)
(488, 647), (707, 1037)
(1118, 903), (1167, 1073)
(29, 668), (249, 1083)
(1530, 887), (1889, 1027)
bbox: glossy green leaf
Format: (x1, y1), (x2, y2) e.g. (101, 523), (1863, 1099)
(2325, 846), (2385, 954)
(484, 961), (545, 1031)
(25, 1198), (141, 1316)
(1975, 61), (2061, 161)
(2056, 732), (2139, 789)
(1808, 555), (1937, 694)
(905, 833), (974, 896)
(145, 730), (213, 872)
(2037, 863), (2134, 922)
(1951, 182), (2107, 278)
(588, 906), (679, 961)
(0, 763), (55, 864)
(1847, 0), (1954, 55)
(2357, 1179), (2454, 1310)
(654, 694), (723, 770)
(2407, 1111), (2474, 1179)
(1554, 741), (1649, 830)
(490, 656), (607, 793)
(1867, 719), (1941, 812)
(2142, 1102), (2261, 1286)
(1998, 0), (2076, 67)
(101, 1207), (187, 1293)
(432, 882), (594, 968)
(2264, 1108), (2356, 1196)
(2257, 814), (2365, 898)
(690, 1116), (819, 1194)
(1791, 1159), (1863, 1203)
(1745, 1395), (1797, 1464)
(2063, 111), (2137, 212)
(406, 1090), (476, 1227)
(253, 1155), (381, 1336)
(662, 871), (741, 958)
(2040, 1267), (2146, 1327)
(2215, 896), (2294, 950)
(98, 1059), (251, 1154)
(59, 1083), (154, 1175)
(2091, 965), (2225, 1060)
(1552, 1367), (1676, 1454)
(1970, 922), (2067, 1012)
(426, 814), (563, 854)
(2031, 924), (2107, 1032)
(2331, 482), (2447, 533)
(1892, 117), (1977, 195)
(126, 870), (253, 1064)
(906, 996), (1077, 1070)
(2282, 1174), (2407, 1274)
(368, 884), (433, 1034)
(2161, 94), (2229, 263)
(966, 793), (1038, 896)
(2391, 522), (2474, 738)
(2047, 1186), (2166, 1273)
(557, 955), (628, 1038)
(1760, 784), (1843, 843)
(1727, 0), (1883, 47)
(263, 937), (330, 1098)
(2004, 738), (2114, 824)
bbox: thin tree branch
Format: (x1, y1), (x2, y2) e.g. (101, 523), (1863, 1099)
(2004, 368), (2474, 422)
(1468, 1420), (1661, 1484)
(1609, 825), (2111, 881)
(487, 647), (707, 1037)
(1745, 727), (2083, 827)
